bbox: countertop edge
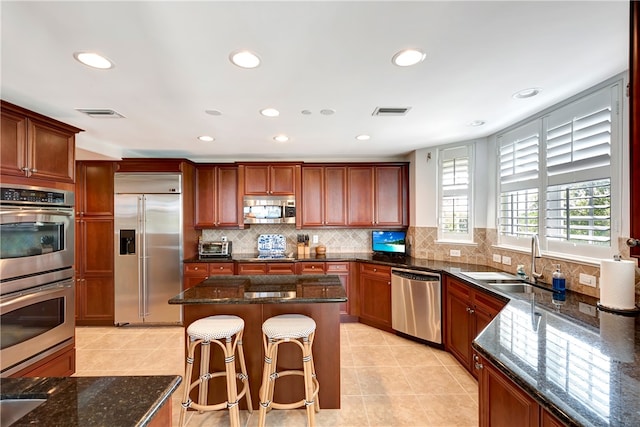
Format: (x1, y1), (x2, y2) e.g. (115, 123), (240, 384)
(137, 375), (182, 427)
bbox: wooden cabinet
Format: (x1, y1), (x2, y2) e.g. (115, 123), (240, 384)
(241, 163), (298, 195)
(347, 164), (408, 227)
(327, 262), (351, 316)
(1, 100), (81, 183)
(183, 262), (234, 289)
(358, 263), (392, 330)
(75, 161), (115, 326)
(195, 165), (239, 228)
(296, 261), (326, 274)
(300, 166), (348, 227)
(630, 4), (640, 259)
(236, 262), (296, 275)
(10, 343), (75, 377)
(445, 277), (506, 377)
(478, 355), (540, 427)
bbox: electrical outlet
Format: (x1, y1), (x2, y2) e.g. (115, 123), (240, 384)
(221, 236), (227, 242)
(502, 256), (512, 266)
(450, 249), (461, 257)
(312, 235), (319, 244)
(493, 254), (501, 263)
(579, 273), (597, 287)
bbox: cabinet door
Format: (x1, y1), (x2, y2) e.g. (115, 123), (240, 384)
(479, 356), (540, 427)
(195, 166), (216, 227)
(216, 166), (239, 226)
(297, 262), (326, 274)
(324, 167), (347, 226)
(244, 165), (270, 195)
(28, 118), (75, 182)
(327, 262), (350, 315)
(81, 219), (114, 274)
(301, 167), (324, 227)
(266, 262), (295, 275)
(347, 167), (374, 226)
(81, 276), (115, 322)
(237, 262), (267, 275)
(473, 291), (506, 338)
(270, 165), (295, 195)
(77, 162), (115, 216)
(374, 166), (405, 226)
(359, 264), (392, 329)
(209, 262), (235, 275)
(0, 109), (27, 177)
(446, 282), (473, 369)
(541, 409), (565, 427)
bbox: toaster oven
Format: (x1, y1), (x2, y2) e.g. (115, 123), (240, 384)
(198, 240), (232, 258)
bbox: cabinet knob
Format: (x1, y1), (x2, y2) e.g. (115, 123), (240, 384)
(473, 354), (484, 370)
(219, 266), (224, 270)
(373, 268), (377, 272)
(466, 307), (475, 314)
(194, 267), (199, 270)
(30, 168), (38, 173)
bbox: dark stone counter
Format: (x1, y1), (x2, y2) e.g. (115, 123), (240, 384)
(0, 375), (181, 426)
(168, 274), (347, 305)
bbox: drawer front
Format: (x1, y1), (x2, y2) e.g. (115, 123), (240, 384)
(326, 262), (349, 273)
(297, 262), (326, 274)
(208, 262), (235, 275)
(183, 263), (209, 276)
(237, 262), (267, 275)
(266, 262), (296, 275)
(359, 263), (390, 277)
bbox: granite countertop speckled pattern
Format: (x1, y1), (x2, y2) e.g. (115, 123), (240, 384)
(1, 376), (181, 427)
(169, 274), (347, 305)
(184, 253), (639, 427)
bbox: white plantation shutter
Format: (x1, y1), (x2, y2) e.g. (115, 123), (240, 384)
(439, 145), (473, 241)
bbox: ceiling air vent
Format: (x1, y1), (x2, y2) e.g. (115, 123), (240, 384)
(372, 107), (411, 116)
(76, 108), (125, 118)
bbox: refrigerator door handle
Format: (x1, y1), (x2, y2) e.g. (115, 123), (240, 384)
(137, 196), (145, 318)
(141, 195), (150, 317)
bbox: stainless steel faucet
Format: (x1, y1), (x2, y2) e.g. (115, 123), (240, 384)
(531, 234), (544, 282)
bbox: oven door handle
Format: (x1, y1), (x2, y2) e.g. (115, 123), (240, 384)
(0, 208), (73, 216)
(0, 281), (72, 308)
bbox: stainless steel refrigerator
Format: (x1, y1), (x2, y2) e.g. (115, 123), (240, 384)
(114, 173), (183, 325)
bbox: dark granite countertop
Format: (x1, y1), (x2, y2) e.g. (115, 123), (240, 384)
(169, 274), (347, 305)
(183, 253), (639, 426)
(0, 375), (181, 426)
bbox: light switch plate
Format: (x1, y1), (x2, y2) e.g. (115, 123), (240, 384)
(579, 273), (597, 287)
(502, 256), (512, 266)
(312, 235), (319, 244)
(450, 249), (461, 257)
(493, 254), (502, 263)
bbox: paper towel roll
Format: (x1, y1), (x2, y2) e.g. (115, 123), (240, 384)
(599, 259), (637, 310)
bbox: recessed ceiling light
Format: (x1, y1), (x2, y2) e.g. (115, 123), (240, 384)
(73, 51), (114, 69)
(301, 110), (312, 115)
(273, 135), (289, 142)
(205, 109), (222, 116)
(355, 134), (371, 141)
(392, 49), (426, 67)
(320, 109), (335, 116)
(513, 88), (542, 99)
(468, 120), (486, 127)
(198, 135), (214, 142)
(260, 108), (280, 117)
(229, 50), (261, 68)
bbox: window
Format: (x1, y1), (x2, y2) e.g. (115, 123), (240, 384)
(439, 145), (473, 241)
(497, 81), (620, 258)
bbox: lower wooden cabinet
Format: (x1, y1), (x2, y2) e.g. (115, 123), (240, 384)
(358, 263), (392, 330)
(445, 276), (506, 377)
(236, 262), (296, 275)
(477, 355), (540, 427)
(183, 262), (234, 289)
(296, 261), (351, 316)
(10, 344), (75, 377)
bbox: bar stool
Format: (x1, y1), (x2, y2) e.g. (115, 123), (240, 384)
(258, 314), (320, 427)
(179, 315), (252, 427)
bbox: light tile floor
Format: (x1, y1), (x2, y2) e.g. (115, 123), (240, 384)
(75, 322), (478, 426)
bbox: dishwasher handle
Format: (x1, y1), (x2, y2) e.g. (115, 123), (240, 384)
(391, 269), (440, 282)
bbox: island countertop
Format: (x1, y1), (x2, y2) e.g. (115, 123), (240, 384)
(1, 375), (181, 427)
(168, 274), (347, 305)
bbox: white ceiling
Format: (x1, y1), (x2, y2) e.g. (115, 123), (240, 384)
(1, 1), (629, 163)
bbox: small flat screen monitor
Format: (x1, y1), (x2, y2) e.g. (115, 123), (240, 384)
(372, 230), (406, 255)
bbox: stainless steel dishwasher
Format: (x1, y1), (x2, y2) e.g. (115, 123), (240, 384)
(391, 267), (442, 345)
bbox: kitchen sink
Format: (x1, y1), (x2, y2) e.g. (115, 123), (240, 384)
(460, 272), (520, 281)
(484, 282), (533, 293)
(0, 398), (46, 426)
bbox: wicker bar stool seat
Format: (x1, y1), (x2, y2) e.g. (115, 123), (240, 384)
(258, 314), (320, 427)
(179, 315), (252, 427)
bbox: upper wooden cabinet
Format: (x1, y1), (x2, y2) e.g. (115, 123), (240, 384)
(347, 164), (408, 227)
(195, 165), (239, 228)
(1, 100), (82, 183)
(240, 163), (299, 195)
(76, 161), (115, 216)
(300, 165), (348, 227)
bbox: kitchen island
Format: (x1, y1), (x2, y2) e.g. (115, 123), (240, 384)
(168, 274), (347, 409)
(0, 375), (180, 426)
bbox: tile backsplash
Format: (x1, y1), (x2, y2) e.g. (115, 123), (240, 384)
(201, 225), (639, 302)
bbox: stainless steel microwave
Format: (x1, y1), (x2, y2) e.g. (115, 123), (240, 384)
(243, 195), (295, 224)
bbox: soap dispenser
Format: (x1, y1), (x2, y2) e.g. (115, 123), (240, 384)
(552, 264), (566, 292)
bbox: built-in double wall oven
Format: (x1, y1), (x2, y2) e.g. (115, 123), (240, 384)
(0, 184), (75, 377)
